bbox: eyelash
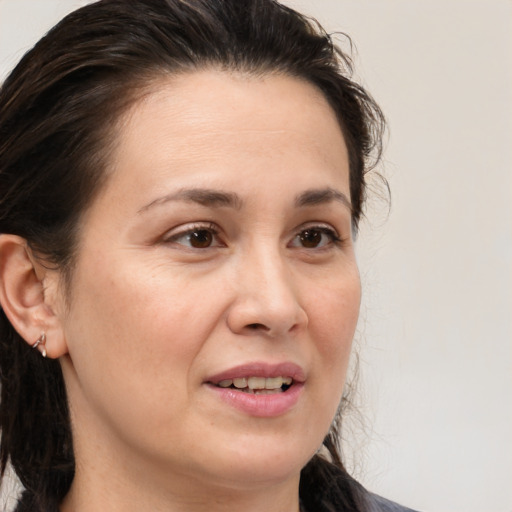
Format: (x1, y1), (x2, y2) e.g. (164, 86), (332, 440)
(162, 223), (344, 250)
(288, 225), (344, 250)
(163, 222), (222, 249)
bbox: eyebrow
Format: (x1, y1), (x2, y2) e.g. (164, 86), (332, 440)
(138, 188), (243, 213)
(138, 186), (351, 214)
(294, 187), (352, 211)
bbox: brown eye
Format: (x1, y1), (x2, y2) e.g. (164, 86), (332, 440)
(299, 229), (323, 248)
(188, 230), (213, 248)
(165, 224), (221, 249)
(289, 226), (341, 250)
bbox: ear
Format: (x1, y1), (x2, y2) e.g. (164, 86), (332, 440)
(0, 234), (69, 358)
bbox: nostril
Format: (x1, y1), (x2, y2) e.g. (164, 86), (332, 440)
(247, 323), (268, 331)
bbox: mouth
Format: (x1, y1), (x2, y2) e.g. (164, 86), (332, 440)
(205, 363), (305, 417)
(212, 376), (294, 394)
(205, 362), (305, 394)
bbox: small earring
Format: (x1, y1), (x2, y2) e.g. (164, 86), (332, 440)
(32, 332), (47, 358)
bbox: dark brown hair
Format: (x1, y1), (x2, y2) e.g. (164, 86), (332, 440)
(0, 1), (384, 510)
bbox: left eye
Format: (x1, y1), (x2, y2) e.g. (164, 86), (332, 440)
(289, 227), (340, 249)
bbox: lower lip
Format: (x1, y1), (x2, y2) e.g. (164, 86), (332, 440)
(207, 382), (304, 417)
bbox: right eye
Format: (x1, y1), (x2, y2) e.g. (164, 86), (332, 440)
(163, 223), (223, 249)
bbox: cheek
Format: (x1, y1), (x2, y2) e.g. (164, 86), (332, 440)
(311, 269), (361, 347)
(60, 263), (214, 444)
(307, 269), (361, 393)
(62, 254), (225, 404)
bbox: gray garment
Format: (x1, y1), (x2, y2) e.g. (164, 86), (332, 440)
(367, 493), (420, 512)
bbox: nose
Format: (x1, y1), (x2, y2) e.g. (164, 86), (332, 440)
(226, 247), (308, 337)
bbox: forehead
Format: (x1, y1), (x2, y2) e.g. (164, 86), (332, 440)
(101, 70), (349, 205)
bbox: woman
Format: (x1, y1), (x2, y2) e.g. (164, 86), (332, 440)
(0, 1), (415, 511)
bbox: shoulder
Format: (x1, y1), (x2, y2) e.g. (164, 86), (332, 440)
(365, 492), (420, 512)
(300, 456), (419, 512)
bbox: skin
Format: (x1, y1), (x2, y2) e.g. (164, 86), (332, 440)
(46, 70), (362, 512)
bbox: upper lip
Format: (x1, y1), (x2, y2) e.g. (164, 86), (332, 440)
(206, 362), (306, 385)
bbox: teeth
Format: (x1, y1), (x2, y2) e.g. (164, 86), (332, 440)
(262, 377), (283, 389)
(247, 377), (266, 389)
(216, 376), (293, 390)
(233, 377), (248, 388)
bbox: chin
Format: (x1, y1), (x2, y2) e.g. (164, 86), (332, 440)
(205, 434), (318, 488)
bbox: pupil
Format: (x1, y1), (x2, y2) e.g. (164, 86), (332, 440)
(300, 229), (321, 248)
(190, 230), (212, 248)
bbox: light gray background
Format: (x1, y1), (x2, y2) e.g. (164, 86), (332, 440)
(0, 1), (511, 512)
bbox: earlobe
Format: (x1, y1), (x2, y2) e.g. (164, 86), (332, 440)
(32, 332), (48, 358)
(0, 234), (68, 358)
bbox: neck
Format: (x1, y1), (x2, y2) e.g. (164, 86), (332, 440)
(61, 464), (302, 512)
(61, 411), (302, 512)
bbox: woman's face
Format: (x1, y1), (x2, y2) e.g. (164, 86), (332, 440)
(56, 71), (361, 492)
